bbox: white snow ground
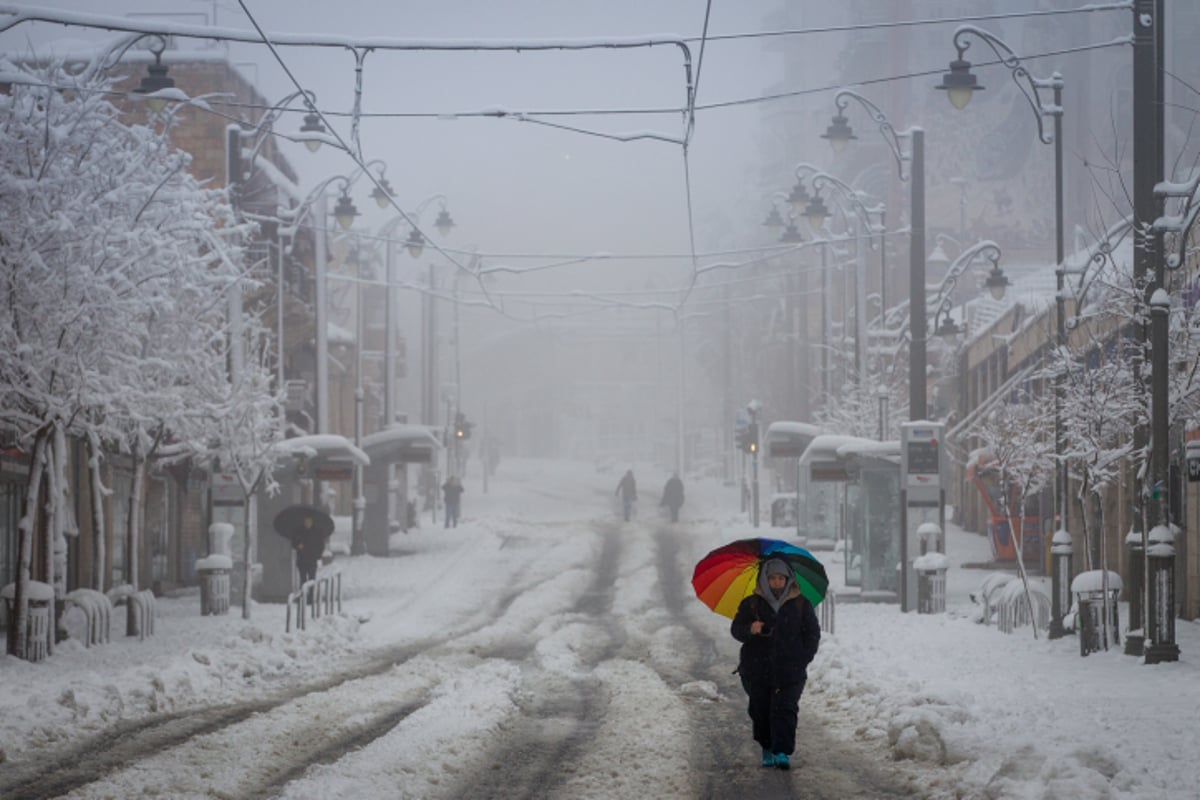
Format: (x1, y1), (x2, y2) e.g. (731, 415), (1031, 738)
(2, 457), (1198, 799)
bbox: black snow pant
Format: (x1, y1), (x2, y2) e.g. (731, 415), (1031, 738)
(740, 673), (805, 755)
(668, 504), (680, 522)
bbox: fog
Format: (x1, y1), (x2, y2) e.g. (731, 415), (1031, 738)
(4, 1), (1155, 470)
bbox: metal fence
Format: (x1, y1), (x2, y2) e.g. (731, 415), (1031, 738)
(286, 571), (342, 633)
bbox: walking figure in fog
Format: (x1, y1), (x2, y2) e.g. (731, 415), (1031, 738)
(615, 469), (637, 521)
(659, 472), (685, 522)
(730, 558), (821, 770)
(442, 475), (464, 528)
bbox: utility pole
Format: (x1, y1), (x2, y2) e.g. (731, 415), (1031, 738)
(1128, 0), (1164, 658)
(423, 266), (438, 525)
(722, 285), (733, 485)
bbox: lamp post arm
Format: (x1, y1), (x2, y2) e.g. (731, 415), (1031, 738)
(89, 32), (169, 80)
(1153, 173), (1200, 270)
(953, 25), (1062, 145)
(237, 90), (323, 171)
(810, 172), (884, 246)
(928, 239), (1002, 314)
(833, 90), (911, 181)
(278, 174), (355, 235)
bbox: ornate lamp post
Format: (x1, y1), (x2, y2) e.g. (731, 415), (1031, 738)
(937, 25), (1069, 636)
(805, 170), (885, 381)
(823, 90), (927, 421)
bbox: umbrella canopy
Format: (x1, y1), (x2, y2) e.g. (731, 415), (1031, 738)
(272, 505), (335, 542)
(692, 537), (828, 619)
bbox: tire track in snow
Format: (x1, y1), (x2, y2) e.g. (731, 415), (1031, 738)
(441, 520), (624, 800)
(0, 642), (434, 800)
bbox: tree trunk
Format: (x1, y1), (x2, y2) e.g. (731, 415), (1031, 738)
(7, 431), (48, 658)
(1078, 473), (1094, 572)
(242, 496), (253, 620)
(87, 432), (108, 591)
(127, 448), (144, 590)
(1003, 469), (1039, 641)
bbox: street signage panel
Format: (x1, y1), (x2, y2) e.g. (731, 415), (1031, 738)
(313, 460), (354, 481)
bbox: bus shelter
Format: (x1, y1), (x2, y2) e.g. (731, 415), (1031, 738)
(764, 422), (824, 541)
(361, 425), (442, 555)
(257, 435), (370, 602)
(837, 439), (902, 602)
(791, 434), (901, 601)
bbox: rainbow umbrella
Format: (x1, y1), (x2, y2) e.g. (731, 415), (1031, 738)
(692, 537), (828, 619)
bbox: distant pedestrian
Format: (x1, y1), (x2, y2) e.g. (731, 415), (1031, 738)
(615, 469), (637, 521)
(291, 514), (325, 585)
(660, 473), (685, 522)
(442, 475), (464, 528)
(730, 559), (821, 770)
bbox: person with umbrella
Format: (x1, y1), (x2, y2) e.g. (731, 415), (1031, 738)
(274, 506), (334, 586)
(729, 557), (821, 770)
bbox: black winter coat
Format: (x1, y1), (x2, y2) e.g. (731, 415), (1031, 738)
(660, 477), (684, 509)
(730, 589), (821, 687)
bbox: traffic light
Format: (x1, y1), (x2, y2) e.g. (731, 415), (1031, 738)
(735, 423), (759, 454)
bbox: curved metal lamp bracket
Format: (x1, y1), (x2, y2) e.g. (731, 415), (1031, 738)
(240, 89), (323, 169)
(954, 25), (1061, 146)
(1154, 179), (1200, 272)
(834, 90), (910, 181)
(926, 240), (1003, 332)
(810, 171), (883, 247)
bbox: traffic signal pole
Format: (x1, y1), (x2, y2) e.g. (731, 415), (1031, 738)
(749, 408), (760, 528)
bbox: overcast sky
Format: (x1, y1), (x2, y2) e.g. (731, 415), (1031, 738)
(5, 1), (787, 307)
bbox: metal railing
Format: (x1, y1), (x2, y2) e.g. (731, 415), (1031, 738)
(286, 571), (342, 633)
(820, 591), (836, 635)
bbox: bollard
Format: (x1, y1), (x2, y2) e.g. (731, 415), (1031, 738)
(913, 552), (948, 614)
(1144, 525), (1180, 664)
(1049, 529), (1072, 639)
(1124, 527), (1144, 656)
(917, 521), (943, 555)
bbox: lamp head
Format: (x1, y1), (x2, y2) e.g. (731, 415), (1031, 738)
(405, 229), (426, 259)
(333, 192), (359, 231)
(434, 208), (456, 238)
(786, 180), (811, 218)
(821, 113), (856, 153)
(984, 263), (1010, 301)
(936, 58), (984, 110)
(136, 61), (175, 114)
(763, 206), (785, 232)
(371, 178), (394, 209)
(299, 112), (326, 153)
(935, 313), (962, 345)
(779, 223), (804, 244)
(804, 193), (831, 232)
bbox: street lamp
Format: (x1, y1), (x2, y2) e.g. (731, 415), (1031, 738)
(1141, 171), (1200, 664)
(824, 90), (927, 421)
(937, 27), (1068, 629)
(224, 90), (337, 438)
(134, 37), (174, 114)
(804, 170), (886, 382)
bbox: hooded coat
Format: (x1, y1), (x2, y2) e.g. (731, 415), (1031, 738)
(729, 561), (821, 755)
(730, 564), (821, 688)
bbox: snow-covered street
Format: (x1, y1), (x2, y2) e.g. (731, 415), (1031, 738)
(2, 459), (1198, 799)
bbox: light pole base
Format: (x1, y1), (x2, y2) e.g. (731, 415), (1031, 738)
(1144, 641), (1180, 664)
(1124, 633), (1144, 657)
(1047, 618), (1068, 640)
